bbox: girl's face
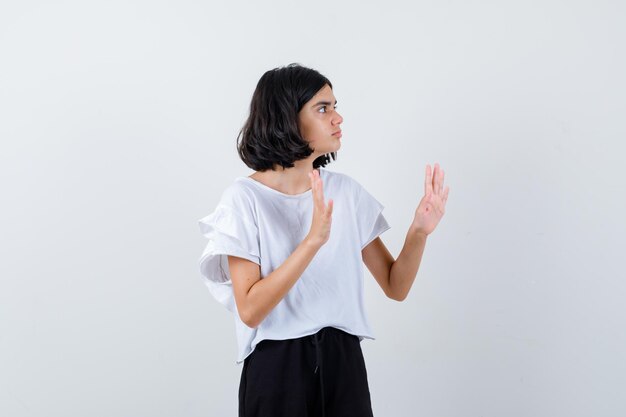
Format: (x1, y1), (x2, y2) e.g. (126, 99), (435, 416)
(298, 84), (343, 155)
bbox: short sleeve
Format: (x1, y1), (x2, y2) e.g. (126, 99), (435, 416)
(197, 204), (261, 313)
(356, 185), (391, 250)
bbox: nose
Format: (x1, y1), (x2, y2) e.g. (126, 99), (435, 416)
(333, 111), (343, 126)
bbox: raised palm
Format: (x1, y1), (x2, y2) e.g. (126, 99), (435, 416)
(412, 163), (449, 236)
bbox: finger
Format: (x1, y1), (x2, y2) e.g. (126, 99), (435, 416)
(309, 172), (320, 208)
(424, 164), (432, 195)
(434, 163), (440, 195)
(443, 186), (449, 205)
(327, 198), (333, 217)
(314, 174), (324, 208)
(441, 169), (446, 194)
(318, 177), (326, 207)
(438, 166), (444, 195)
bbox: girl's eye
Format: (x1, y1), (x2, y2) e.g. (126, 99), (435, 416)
(319, 105), (338, 113)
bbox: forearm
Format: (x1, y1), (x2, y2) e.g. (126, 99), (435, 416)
(389, 225), (428, 301)
(246, 236), (321, 328)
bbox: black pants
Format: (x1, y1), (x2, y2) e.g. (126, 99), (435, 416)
(238, 326), (374, 417)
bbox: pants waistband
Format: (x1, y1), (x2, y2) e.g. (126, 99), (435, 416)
(308, 326), (352, 345)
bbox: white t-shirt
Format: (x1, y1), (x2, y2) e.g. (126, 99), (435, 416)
(197, 166), (391, 364)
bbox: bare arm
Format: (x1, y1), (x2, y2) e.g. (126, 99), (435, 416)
(362, 163), (449, 301)
(228, 237), (321, 328)
(388, 226), (428, 301)
(228, 168), (333, 328)
(361, 227), (427, 302)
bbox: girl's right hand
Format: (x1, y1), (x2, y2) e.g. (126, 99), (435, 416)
(306, 169), (333, 248)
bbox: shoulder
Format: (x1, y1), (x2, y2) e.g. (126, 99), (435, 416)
(320, 167), (361, 192)
(321, 167), (365, 198)
(216, 180), (258, 221)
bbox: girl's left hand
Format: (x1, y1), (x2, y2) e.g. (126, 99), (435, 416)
(411, 163), (449, 236)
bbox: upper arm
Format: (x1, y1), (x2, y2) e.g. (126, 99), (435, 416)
(361, 237), (396, 299)
(227, 255), (261, 325)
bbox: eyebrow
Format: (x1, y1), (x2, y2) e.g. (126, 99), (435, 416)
(311, 99), (338, 107)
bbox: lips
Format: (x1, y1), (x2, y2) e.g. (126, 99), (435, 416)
(332, 130), (342, 137)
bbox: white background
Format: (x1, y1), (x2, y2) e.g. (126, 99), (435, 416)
(1, 1), (625, 416)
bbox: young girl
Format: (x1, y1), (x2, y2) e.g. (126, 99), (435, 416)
(198, 63), (449, 417)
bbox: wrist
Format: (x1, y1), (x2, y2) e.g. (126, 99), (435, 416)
(409, 223), (428, 239)
(303, 235), (323, 251)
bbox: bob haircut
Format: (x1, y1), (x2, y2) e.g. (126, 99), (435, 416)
(236, 63), (338, 171)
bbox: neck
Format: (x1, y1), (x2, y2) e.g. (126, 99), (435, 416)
(250, 156), (320, 195)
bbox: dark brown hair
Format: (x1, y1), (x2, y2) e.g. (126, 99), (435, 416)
(236, 63), (338, 171)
